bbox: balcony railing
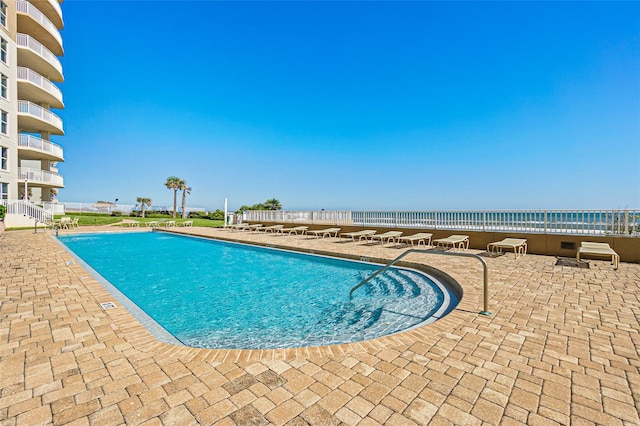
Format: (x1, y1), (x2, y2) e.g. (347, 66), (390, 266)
(18, 100), (64, 132)
(19, 167), (64, 186)
(244, 209), (640, 237)
(16, 33), (63, 80)
(19, 134), (64, 159)
(16, 0), (63, 52)
(17, 66), (63, 106)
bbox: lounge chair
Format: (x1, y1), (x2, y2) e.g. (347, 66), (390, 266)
(433, 234), (469, 251)
(340, 230), (377, 242)
(145, 221), (159, 228)
(248, 224), (264, 232)
(180, 220), (193, 227)
(487, 238), (527, 258)
(307, 227), (341, 238)
(70, 217), (80, 228)
(397, 232), (433, 247)
(577, 242), (620, 269)
(260, 224), (284, 233)
(164, 220), (176, 227)
(279, 226), (308, 236)
(227, 223), (250, 231)
(120, 219), (139, 227)
(369, 231), (403, 245)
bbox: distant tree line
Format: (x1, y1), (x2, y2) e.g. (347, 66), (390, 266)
(236, 198), (282, 213)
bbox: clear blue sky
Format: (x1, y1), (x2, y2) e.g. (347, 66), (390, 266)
(57, 1), (640, 211)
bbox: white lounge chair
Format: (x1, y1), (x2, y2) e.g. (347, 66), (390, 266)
(397, 232), (433, 247)
(487, 238), (527, 258)
(249, 224), (264, 232)
(227, 223), (250, 231)
(307, 228), (341, 238)
(577, 242), (619, 269)
(120, 219), (139, 227)
(260, 225), (285, 233)
(180, 220), (193, 227)
(279, 226), (308, 236)
(433, 234), (469, 251)
(340, 230), (377, 242)
(369, 231), (403, 245)
(145, 221), (159, 228)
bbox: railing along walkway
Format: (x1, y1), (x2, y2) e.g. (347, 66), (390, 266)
(244, 209), (640, 236)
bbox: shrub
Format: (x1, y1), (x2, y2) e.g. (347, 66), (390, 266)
(111, 210), (122, 217)
(0, 204), (5, 219)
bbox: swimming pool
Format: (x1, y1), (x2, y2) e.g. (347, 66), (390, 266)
(57, 232), (459, 349)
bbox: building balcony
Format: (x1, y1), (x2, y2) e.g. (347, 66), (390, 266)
(30, 0), (63, 30)
(18, 100), (64, 135)
(18, 134), (64, 162)
(17, 33), (63, 82)
(16, 0), (63, 56)
(17, 67), (64, 108)
(19, 167), (64, 188)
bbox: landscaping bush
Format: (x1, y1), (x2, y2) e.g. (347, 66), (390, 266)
(0, 204), (5, 220)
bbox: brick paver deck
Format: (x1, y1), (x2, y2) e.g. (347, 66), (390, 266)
(1, 226), (639, 425)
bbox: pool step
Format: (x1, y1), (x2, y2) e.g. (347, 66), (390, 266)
(362, 269), (422, 299)
(305, 269), (443, 345)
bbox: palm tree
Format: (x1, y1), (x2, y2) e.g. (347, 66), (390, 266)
(165, 176), (182, 218)
(264, 198), (282, 210)
(136, 197), (151, 218)
(179, 180), (192, 219)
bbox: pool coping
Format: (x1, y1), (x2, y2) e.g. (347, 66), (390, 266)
(49, 227), (482, 362)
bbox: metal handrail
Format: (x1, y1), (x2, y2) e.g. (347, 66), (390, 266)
(349, 249), (491, 316)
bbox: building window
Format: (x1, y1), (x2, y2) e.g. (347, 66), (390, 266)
(0, 74), (6, 99)
(0, 182), (7, 200)
(1, 146), (6, 170)
(0, 2), (6, 28)
(0, 38), (6, 64)
(1, 111), (6, 134)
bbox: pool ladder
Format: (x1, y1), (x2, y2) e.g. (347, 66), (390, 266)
(349, 249), (491, 316)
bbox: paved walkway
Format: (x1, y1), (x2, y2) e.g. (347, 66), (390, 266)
(1, 226), (639, 425)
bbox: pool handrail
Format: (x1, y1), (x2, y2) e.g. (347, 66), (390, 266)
(349, 249), (491, 316)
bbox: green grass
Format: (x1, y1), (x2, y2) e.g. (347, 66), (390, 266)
(54, 214), (224, 228)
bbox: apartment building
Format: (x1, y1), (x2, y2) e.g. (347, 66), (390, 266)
(0, 0), (64, 205)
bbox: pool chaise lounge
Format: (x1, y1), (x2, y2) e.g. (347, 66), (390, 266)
(369, 231), (403, 245)
(433, 234), (470, 251)
(260, 225), (285, 233)
(307, 228), (341, 238)
(227, 223), (251, 231)
(249, 224), (264, 232)
(180, 221), (193, 227)
(340, 230), (377, 242)
(487, 238), (527, 258)
(397, 232), (433, 247)
(577, 242), (619, 269)
(278, 226), (309, 236)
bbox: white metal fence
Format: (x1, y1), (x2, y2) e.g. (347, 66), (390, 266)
(243, 209), (640, 236)
(59, 202), (206, 215)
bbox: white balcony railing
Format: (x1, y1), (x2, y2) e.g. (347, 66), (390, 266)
(19, 134), (64, 159)
(18, 100), (64, 132)
(17, 66), (63, 105)
(19, 167), (64, 186)
(244, 209), (640, 237)
(16, 33), (63, 79)
(16, 0), (63, 51)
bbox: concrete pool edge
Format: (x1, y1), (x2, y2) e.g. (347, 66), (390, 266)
(47, 227), (483, 362)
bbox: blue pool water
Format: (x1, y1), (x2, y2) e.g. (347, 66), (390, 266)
(58, 232), (458, 349)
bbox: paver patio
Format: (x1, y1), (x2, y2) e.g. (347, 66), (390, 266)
(1, 225), (639, 425)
